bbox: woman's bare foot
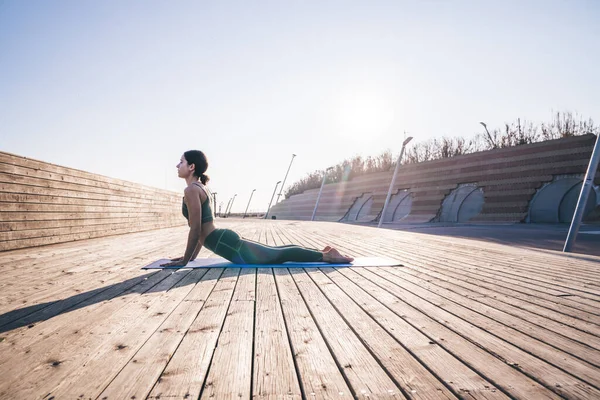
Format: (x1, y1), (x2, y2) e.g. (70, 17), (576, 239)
(322, 246), (332, 252)
(322, 248), (354, 263)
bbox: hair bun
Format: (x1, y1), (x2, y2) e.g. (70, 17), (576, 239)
(200, 173), (210, 185)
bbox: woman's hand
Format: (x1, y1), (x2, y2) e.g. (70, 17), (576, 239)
(160, 258), (188, 267)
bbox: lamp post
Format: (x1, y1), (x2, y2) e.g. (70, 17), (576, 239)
(243, 189), (256, 219)
(564, 133), (600, 252)
(276, 153), (297, 203)
(311, 167), (333, 221)
(212, 192), (217, 216)
(378, 136), (413, 228)
(480, 122), (497, 149)
(224, 198), (232, 217)
(227, 194), (237, 217)
(265, 181), (281, 219)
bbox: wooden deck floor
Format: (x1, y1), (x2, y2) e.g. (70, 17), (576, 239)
(0, 220), (599, 399)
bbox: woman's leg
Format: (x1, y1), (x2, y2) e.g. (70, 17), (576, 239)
(204, 229), (351, 264)
(238, 240), (323, 264)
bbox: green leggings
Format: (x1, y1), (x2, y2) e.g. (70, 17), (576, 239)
(204, 229), (323, 265)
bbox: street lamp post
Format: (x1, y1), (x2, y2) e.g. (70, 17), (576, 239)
(378, 136), (413, 228)
(224, 198), (232, 217)
(243, 189), (256, 219)
(564, 132), (600, 252)
(265, 181), (281, 219)
(276, 153), (297, 204)
(212, 192), (217, 216)
(480, 122), (497, 149)
(227, 194), (237, 217)
(311, 167), (333, 221)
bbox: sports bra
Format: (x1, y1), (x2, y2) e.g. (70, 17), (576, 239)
(181, 182), (214, 223)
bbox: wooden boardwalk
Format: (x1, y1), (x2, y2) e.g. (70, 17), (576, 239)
(0, 220), (599, 399)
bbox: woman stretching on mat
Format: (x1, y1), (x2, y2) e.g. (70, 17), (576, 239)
(160, 150), (353, 267)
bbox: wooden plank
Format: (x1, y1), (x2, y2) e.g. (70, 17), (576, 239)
(200, 269), (256, 399)
(380, 266), (600, 364)
(0, 216), (183, 233)
(305, 268), (459, 399)
(320, 267), (509, 399)
(272, 268), (353, 398)
(0, 244), (161, 314)
(0, 171), (176, 203)
(374, 238), (600, 315)
(147, 268), (240, 399)
(253, 268), (302, 398)
(0, 269), (184, 397)
(302, 224), (600, 316)
(396, 262), (600, 342)
(0, 181), (176, 206)
(334, 268), (563, 399)
(96, 267), (223, 399)
(289, 267), (405, 398)
(0, 160), (177, 200)
(0, 223), (184, 251)
(354, 267), (600, 399)
(0, 269), (172, 355)
(42, 269), (208, 399)
(0, 200), (177, 214)
(0, 219), (183, 241)
(0, 151), (180, 195)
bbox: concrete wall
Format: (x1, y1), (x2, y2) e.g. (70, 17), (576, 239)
(0, 151), (186, 251)
(268, 134), (600, 224)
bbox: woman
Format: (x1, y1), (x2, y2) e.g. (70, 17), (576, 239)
(160, 150), (354, 267)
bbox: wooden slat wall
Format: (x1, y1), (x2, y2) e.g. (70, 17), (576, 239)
(269, 134), (600, 222)
(0, 151), (186, 251)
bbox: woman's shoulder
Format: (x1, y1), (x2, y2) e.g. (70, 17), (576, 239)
(185, 182), (208, 201)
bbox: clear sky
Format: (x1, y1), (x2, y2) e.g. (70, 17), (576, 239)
(1, 0), (599, 213)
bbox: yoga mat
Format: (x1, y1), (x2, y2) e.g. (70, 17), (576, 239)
(142, 256), (402, 270)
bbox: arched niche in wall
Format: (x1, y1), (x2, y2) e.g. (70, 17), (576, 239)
(438, 184), (484, 223)
(341, 193), (374, 222)
(528, 175), (598, 223)
(381, 189), (413, 223)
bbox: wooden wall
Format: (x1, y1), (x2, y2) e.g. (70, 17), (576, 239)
(268, 134), (600, 223)
(0, 151), (186, 251)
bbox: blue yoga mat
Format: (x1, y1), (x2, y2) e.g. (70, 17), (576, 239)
(142, 256), (402, 270)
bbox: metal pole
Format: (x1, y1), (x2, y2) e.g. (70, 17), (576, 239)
(480, 122), (497, 149)
(227, 194), (237, 217)
(378, 136), (413, 228)
(212, 192), (217, 216)
(224, 198), (232, 216)
(243, 189), (256, 218)
(564, 133), (600, 252)
(311, 167), (332, 221)
(276, 153), (296, 203)
(264, 181), (281, 219)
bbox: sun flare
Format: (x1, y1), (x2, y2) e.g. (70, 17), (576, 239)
(334, 91), (395, 142)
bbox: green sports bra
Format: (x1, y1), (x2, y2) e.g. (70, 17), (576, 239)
(181, 182), (214, 223)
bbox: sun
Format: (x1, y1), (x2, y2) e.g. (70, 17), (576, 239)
(334, 91), (395, 142)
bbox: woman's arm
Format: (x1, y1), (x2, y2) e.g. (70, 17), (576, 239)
(161, 186), (203, 267)
(190, 240), (203, 260)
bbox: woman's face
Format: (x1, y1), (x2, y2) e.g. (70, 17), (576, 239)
(176, 154), (193, 178)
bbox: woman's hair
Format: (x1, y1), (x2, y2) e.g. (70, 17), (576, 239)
(183, 150), (210, 184)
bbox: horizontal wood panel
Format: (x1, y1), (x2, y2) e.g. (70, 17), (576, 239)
(0, 222), (180, 251)
(0, 216), (184, 232)
(0, 151), (171, 194)
(0, 182), (178, 206)
(0, 172), (177, 203)
(0, 220), (185, 242)
(275, 136), (598, 222)
(1, 152), (186, 251)
(0, 201), (179, 214)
